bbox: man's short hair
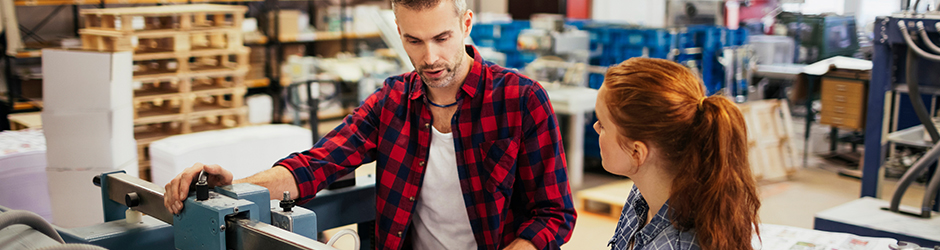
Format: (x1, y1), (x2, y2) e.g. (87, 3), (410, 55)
(392, 0), (468, 17)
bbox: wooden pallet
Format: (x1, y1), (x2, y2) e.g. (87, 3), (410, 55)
(133, 86), (247, 125)
(133, 106), (247, 138)
(81, 4), (246, 31)
(137, 143), (152, 181)
(576, 179), (634, 218)
(79, 4), (246, 52)
(81, 28), (243, 54)
(738, 99), (799, 182)
(133, 47), (249, 81)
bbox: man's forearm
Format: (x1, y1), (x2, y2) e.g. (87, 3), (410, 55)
(233, 165), (300, 200)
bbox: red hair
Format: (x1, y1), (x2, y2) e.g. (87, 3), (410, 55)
(602, 58), (760, 250)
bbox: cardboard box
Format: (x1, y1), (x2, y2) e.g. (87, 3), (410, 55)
(42, 106), (137, 169)
(149, 124), (311, 186)
(46, 161), (137, 228)
(267, 10), (302, 40)
(41, 49), (133, 112)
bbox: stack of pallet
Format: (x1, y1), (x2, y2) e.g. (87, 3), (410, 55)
(79, 4), (250, 180)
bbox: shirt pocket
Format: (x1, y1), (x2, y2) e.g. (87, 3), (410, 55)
(478, 137), (520, 194)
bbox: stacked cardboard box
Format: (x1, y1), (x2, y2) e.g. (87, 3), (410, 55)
(41, 49), (138, 228)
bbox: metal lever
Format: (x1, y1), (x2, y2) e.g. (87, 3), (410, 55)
(194, 170), (209, 201)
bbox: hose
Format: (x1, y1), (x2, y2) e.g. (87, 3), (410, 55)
(923, 158), (940, 217)
(899, 21), (940, 62)
(35, 244), (108, 250)
(326, 228), (360, 250)
(0, 210), (64, 244)
(916, 22), (940, 54)
(898, 21), (940, 142)
(891, 20), (940, 217)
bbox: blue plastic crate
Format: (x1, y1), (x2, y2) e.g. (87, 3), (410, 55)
(504, 51), (537, 69)
(494, 21), (529, 51)
(588, 73), (605, 89)
(475, 38), (496, 49)
(472, 23), (499, 39)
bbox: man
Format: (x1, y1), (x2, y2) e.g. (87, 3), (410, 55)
(163, 0), (576, 249)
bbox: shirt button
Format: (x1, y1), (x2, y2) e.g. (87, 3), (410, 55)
(409, 196), (415, 201)
(398, 231), (403, 237)
(424, 123), (430, 128)
(419, 161), (425, 166)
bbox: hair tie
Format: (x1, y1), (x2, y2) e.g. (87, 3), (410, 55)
(697, 97), (706, 111)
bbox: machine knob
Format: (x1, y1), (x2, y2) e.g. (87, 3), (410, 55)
(280, 191), (295, 212)
(92, 175), (102, 187)
(195, 170), (209, 201)
(125, 192), (140, 207)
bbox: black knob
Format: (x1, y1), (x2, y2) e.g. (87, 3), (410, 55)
(279, 191), (295, 212)
(125, 192), (140, 207)
(93, 175), (102, 187)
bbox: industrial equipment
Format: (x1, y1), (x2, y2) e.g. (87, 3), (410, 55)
(666, 0), (725, 27)
(813, 12), (940, 248)
(1, 170), (377, 250)
(516, 14), (592, 88)
(777, 13), (860, 63)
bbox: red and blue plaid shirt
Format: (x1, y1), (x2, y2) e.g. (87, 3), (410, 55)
(276, 45), (576, 250)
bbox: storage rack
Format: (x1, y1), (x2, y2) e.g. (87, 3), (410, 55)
(79, 4), (251, 179)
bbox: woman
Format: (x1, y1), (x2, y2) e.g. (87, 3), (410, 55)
(595, 58), (760, 250)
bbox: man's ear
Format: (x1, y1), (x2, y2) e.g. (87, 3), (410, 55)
(463, 10), (473, 36)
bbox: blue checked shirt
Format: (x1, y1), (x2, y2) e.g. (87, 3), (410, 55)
(609, 185), (699, 250)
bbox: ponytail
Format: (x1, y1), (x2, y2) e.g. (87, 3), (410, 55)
(602, 58), (760, 250)
(671, 95), (760, 250)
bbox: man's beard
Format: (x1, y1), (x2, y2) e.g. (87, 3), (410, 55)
(417, 52), (464, 88)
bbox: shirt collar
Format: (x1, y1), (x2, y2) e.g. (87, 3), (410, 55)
(608, 185), (675, 247)
(409, 45), (484, 101)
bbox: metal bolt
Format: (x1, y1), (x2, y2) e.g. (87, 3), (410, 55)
(283, 191), (290, 200)
(234, 207), (239, 213)
(220, 225), (226, 232)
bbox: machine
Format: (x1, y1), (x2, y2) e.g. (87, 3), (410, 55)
(0, 170), (377, 250)
(812, 12), (940, 248)
(517, 14), (592, 88)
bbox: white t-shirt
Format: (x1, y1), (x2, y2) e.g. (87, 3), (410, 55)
(411, 126), (478, 250)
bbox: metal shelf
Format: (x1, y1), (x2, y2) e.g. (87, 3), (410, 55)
(887, 124), (934, 149)
(277, 32), (381, 43)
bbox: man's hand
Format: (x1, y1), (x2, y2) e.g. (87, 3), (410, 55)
(503, 239), (537, 250)
(164, 163), (234, 214)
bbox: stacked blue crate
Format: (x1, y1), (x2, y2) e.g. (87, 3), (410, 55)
(579, 24), (748, 161)
(469, 21), (536, 69)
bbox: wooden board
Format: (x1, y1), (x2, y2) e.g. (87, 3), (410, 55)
(8, 112), (42, 130)
(133, 49), (249, 80)
(738, 99), (799, 182)
(80, 4), (246, 16)
(135, 46), (248, 61)
(81, 27), (240, 38)
(576, 179), (634, 218)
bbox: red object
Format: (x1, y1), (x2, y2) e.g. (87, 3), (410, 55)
(738, 0), (778, 23)
(276, 45), (577, 250)
(566, 0), (591, 19)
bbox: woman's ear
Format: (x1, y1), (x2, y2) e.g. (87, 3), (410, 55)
(633, 141), (649, 167)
